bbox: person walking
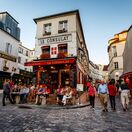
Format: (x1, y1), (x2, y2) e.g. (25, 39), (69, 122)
(120, 79), (130, 111)
(98, 80), (109, 112)
(88, 82), (96, 110)
(108, 79), (117, 111)
(2, 79), (14, 106)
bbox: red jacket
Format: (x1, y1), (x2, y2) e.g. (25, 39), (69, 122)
(88, 85), (96, 96)
(108, 84), (117, 96)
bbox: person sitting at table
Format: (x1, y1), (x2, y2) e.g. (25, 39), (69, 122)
(62, 86), (73, 105)
(23, 84), (29, 103)
(19, 85), (25, 104)
(56, 85), (64, 105)
(35, 85), (45, 105)
(11, 84), (18, 103)
(19, 84), (29, 104)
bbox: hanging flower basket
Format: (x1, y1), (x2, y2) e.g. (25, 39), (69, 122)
(40, 53), (50, 59)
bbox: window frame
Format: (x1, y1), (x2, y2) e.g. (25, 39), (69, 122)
(43, 23), (52, 35)
(58, 20), (68, 33)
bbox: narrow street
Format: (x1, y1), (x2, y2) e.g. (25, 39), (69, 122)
(0, 93), (132, 132)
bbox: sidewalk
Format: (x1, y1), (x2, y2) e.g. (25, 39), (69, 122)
(17, 102), (90, 110)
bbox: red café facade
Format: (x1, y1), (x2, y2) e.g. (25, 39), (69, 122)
(25, 57), (77, 93)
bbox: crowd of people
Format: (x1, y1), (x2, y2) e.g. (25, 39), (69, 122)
(1, 78), (131, 112)
(1, 79), (77, 106)
(87, 79), (131, 112)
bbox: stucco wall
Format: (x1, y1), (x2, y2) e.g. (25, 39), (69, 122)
(123, 27), (132, 73)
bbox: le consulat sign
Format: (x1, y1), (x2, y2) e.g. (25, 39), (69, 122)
(39, 34), (72, 45)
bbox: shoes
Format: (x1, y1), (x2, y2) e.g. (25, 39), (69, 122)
(3, 104), (6, 106)
(113, 109), (116, 111)
(102, 109), (108, 112)
(92, 108), (95, 110)
(123, 108), (126, 111)
(102, 109), (105, 112)
(105, 109), (108, 112)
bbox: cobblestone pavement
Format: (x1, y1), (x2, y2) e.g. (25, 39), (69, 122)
(0, 94), (132, 132)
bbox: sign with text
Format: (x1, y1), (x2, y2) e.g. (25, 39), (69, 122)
(39, 34), (72, 45)
(77, 84), (84, 91)
(25, 58), (76, 66)
(0, 51), (16, 62)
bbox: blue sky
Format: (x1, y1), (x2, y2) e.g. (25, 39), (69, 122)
(0, 0), (132, 64)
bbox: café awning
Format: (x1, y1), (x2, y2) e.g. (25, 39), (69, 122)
(25, 58), (76, 66)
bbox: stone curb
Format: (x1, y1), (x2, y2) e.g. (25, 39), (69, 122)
(17, 103), (90, 110)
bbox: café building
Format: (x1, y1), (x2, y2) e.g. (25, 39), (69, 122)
(25, 10), (89, 92)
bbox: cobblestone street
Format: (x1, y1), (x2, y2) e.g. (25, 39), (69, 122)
(0, 93), (132, 132)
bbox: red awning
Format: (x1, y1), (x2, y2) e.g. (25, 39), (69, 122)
(25, 58), (76, 66)
(120, 71), (132, 78)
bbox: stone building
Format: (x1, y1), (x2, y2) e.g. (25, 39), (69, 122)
(122, 25), (132, 88)
(25, 10), (89, 91)
(18, 43), (34, 84)
(0, 12), (20, 87)
(108, 30), (127, 81)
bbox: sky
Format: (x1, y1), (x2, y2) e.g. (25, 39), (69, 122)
(0, 0), (132, 65)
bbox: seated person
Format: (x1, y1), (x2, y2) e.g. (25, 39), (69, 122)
(28, 85), (36, 102)
(11, 84), (19, 103)
(19, 84), (29, 104)
(62, 86), (73, 105)
(56, 85), (64, 104)
(44, 86), (51, 98)
(35, 85), (45, 105)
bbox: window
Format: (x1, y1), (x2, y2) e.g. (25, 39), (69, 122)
(26, 51), (28, 56)
(43, 23), (51, 35)
(6, 27), (11, 34)
(18, 47), (23, 54)
(40, 46), (50, 59)
(114, 62), (119, 69)
(41, 46), (50, 54)
(25, 59), (28, 62)
(58, 44), (67, 58)
(113, 46), (117, 57)
(18, 56), (21, 63)
(58, 44), (67, 53)
(58, 20), (68, 33)
(5, 43), (12, 54)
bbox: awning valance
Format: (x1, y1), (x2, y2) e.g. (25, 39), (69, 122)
(120, 71), (132, 78)
(25, 58), (76, 66)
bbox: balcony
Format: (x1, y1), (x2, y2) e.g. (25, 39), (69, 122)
(58, 28), (67, 33)
(40, 53), (50, 59)
(43, 32), (51, 36)
(3, 66), (9, 71)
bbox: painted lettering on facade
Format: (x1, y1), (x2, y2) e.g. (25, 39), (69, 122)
(39, 34), (72, 45)
(0, 51), (16, 62)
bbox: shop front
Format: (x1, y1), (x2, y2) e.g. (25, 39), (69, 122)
(121, 72), (132, 89)
(25, 57), (77, 93)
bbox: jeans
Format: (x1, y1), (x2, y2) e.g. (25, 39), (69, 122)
(2, 91), (14, 106)
(109, 95), (116, 110)
(89, 95), (95, 108)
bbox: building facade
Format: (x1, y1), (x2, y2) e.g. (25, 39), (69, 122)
(108, 30), (127, 81)
(122, 25), (132, 88)
(0, 12), (20, 88)
(25, 10), (89, 91)
(89, 61), (103, 81)
(18, 43), (34, 84)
